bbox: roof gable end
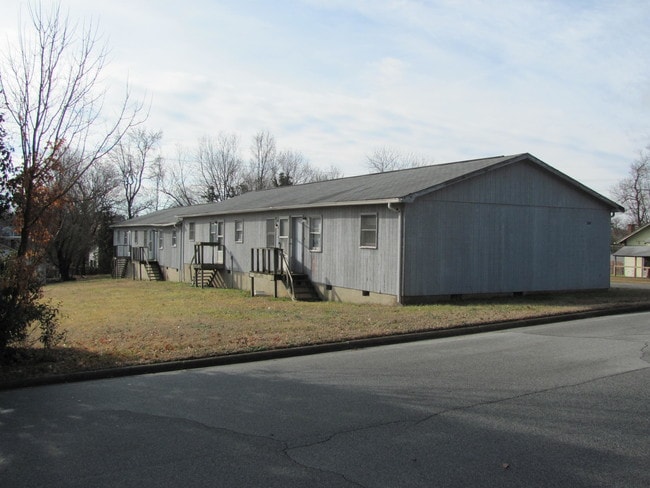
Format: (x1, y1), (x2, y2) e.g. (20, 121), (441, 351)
(404, 153), (624, 213)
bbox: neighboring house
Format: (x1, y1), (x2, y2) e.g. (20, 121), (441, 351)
(0, 225), (20, 251)
(0, 242), (15, 260)
(612, 223), (650, 278)
(0, 227), (59, 282)
(113, 153), (623, 304)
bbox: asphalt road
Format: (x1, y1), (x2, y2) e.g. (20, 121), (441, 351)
(1, 312), (649, 487)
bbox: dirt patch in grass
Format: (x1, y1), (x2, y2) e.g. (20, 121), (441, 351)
(2, 277), (649, 386)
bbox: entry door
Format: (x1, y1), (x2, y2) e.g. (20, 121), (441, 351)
(290, 217), (304, 273)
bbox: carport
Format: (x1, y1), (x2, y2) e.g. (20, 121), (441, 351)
(612, 246), (650, 278)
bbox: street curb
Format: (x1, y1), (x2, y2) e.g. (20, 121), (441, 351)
(2, 304), (650, 391)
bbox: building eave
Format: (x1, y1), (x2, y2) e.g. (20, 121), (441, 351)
(178, 198), (405, 219)
(111, 220), (180, 229)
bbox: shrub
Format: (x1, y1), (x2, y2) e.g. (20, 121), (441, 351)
(0, 255), (66, 354)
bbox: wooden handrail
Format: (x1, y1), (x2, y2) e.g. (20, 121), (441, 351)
(131, 246), (148, 262)
(251, 247), (283, 274)
(250, 247), (296, 300)
(278, 249), (295, 300)
(194, 242), (224, 266)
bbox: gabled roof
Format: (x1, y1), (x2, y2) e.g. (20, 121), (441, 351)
(616, 222), (650, 245)
(116, 153), (623, 228)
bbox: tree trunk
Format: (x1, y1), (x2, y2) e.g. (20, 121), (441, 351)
(57, 248), (73, 281)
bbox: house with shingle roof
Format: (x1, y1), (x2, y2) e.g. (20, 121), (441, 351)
(612, 223), (650, 278)
(113, 153), (623, 304)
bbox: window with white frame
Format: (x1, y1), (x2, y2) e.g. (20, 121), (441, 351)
(188, 222), (195, 241)
(134, 230), (138, 245)
(158, 232), (164, 250)
(172, 229), (177, 247)
(360, 214), (378, 248)
(266, 219), (275, 248)
(210, 221), (224, 244)
(278, 218), (289, 251)
(309, 216), (322, 252)
(234, 220), (244, 243)
(123, 230), (128, 245)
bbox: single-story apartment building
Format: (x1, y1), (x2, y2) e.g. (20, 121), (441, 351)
(113, 153), (624, 304)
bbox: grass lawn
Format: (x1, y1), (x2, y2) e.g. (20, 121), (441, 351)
(2, 276), (650, 385)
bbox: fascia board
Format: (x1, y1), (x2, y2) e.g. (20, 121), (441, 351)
(179, 198), (404, 219)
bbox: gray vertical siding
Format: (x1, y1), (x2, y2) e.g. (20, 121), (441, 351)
(114, 159), (617, 300)
(306, 205), (400, 295)
(179, 205), (400, 295)
(156, 227), (180, 270)
(402, 161), (613, 297)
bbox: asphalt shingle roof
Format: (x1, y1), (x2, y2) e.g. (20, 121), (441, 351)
(116, 153), (622, 227)
(613, 246), (650, 257)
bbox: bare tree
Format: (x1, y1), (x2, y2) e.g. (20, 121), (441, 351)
(611, 148), (650, 227)
(274, 150), (343, 185)
(197, 133), (243, 202)
(246, 130), (277, 191)
(365, 145), (433, 173)
(0, 112), (12, 218)
(0, 2), (141, 350)
(0, 2), (142, 258)
(149, 153), (165, 211)
(112, 128), (162, 219)
(275, 149), (309, 185)
(311, 164), (344, 182)
(159, 146), (201, 207)
(366, 146), (402, 173)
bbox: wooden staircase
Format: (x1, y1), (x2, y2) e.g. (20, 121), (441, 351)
(193, 267), (225, 288)
(287, 273), (321, 301)
(144, 261), (164, 281)
(191, 242), (225, 288)
(250, 247), (321, 301)
(113, 257), (130, 278)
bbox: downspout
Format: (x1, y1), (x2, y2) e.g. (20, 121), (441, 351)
(387, 202), (404, 304)
(178, 221), (184, 282)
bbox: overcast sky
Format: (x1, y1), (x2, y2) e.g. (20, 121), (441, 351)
(2, 0), (650, 197)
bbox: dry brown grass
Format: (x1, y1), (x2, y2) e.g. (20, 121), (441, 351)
(2, 276), (649, 385)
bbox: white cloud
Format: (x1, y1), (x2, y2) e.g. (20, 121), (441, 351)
(1, 0), (649, 196)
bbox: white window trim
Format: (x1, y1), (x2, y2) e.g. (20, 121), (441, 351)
(278, 217), (289, 251)
(266, 219), (276, 248)
(234, 220), (244, 243)
(309, 216), (322, 252)
(188, 222), (195, 241)
(360, 213), (378, 249)
(210, 221), (224, 244)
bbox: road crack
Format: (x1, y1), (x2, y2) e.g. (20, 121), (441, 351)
(287, 364), (650, 458)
